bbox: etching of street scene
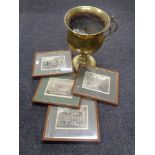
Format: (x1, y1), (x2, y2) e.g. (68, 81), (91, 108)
(41, 56), (66, 70)
(55, 105), (88, 129)
(82, 71), (111, 94)
(44, 78), (74, 98)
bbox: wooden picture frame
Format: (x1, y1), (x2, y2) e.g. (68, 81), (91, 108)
(72, 65), (119, 106)
(42, 99), (100, 142)
(32, 74), (80, 109)
(32, 50), (74, 77)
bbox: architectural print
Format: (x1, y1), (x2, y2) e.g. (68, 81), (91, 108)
(41, 56), (66, 70)
(55, 105), (88, 129)
(44, 78), (74, 98)
(82, 71), (111, 94)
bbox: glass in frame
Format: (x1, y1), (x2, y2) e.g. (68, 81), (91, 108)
(32, 50), (74, 77)
(73, 65), (119, 105)
(32, 74), (80, 108)
(42, 98), (100, 142)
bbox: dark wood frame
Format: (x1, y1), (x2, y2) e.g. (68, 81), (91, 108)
(32, 50), (74, 77)
(72, 64), (120, 106)
(32, 78), (80, 109)
(42, 100), (100, 142)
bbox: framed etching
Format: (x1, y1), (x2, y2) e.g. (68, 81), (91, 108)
(32, 74), (80, 108)
(32, 50), (74, 77)
(42, 99), (100, 142)
(55, 105), (88, 130)
(73, 65), (119, 105)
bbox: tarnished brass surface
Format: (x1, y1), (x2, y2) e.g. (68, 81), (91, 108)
(64, 6), (118, 70)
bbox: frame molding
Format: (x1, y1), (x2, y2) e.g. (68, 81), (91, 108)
(42, 100), (100, 142)
(32, 50), (74, 77)
(72, 64), (120, 106)
(32, 77), (81, 109)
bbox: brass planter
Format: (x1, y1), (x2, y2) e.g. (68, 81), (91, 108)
(64, 6), (118, 70)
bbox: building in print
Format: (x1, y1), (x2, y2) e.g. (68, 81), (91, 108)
(44, 78), (74, 98)
(41, 56), (66, 70)
(82, 71), (110, 94)
(56, 105), (88, 129)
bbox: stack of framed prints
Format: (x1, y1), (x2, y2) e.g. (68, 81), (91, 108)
(32, 50), (119, 142)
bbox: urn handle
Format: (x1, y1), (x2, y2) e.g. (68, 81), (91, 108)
(105, 16), (118, 41)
